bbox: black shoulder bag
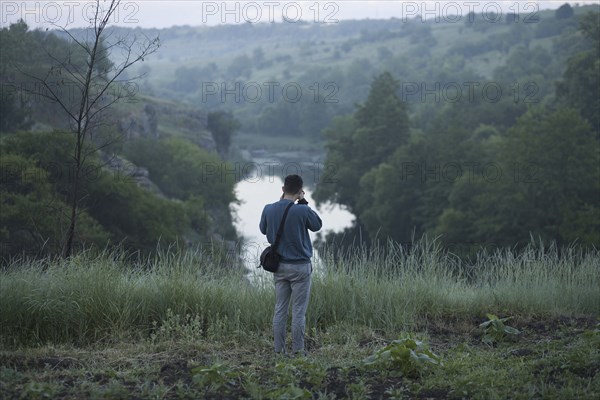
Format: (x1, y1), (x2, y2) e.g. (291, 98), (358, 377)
(259, 202), (294, 272)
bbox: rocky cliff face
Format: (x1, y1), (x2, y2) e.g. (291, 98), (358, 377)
(111, 99), (219, 192)
(100, 152), (165, 197)
(117, 101), (217, 152)
(119, 104), (159, 140)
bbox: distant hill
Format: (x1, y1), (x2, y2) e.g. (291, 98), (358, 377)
(87, 3), (599, 150)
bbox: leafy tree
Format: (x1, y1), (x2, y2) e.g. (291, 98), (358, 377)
(11, 2), (160, 257)
(556, 3), (574, 19)
(557, 51), (600, 133)
(315, 72), (410, 217)
(1, 130), (103, 216)
(207, 110), (240, 155)
(556, 11), (600, 134)
(504, 107), (599, 246)
(0, 86), (31, 133)
(300, 93), (334, 138)
(0, 21), (39, 132)
(314, 115), (360, 210)
(253, 46), (270, 68)
(357, 119), (475, 244)
(354, 72), (410, 164)
(227, 54), (252, 78)
(85, 171), (188, 251)
(535, 16), (577, 39)
(256, 105), (286, 136)
(0, 152), (63, 257)
(437, 107), (599, 248)
(0, 150), (110, 259)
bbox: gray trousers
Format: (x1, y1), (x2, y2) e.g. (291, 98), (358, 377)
(273, 262), (312, 353)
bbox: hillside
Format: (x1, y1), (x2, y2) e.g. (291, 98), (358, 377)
(97, 4), (599, 150)
(0, 22), (238, 258)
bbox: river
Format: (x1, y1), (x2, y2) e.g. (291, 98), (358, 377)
(230, 157), (354, 277)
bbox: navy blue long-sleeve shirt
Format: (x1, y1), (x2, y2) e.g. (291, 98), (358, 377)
(259, 199), (322, 264)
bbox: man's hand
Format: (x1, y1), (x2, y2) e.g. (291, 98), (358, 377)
(297, 190), (308, 205)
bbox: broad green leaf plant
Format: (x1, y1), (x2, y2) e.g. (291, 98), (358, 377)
(363, 338), (442, 377)
(479, 314), (520, 345)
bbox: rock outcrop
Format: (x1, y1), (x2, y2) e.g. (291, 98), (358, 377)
(117, 101), (217, 152)
(119, 104), (159, 140)
(100, 152), (165, 197)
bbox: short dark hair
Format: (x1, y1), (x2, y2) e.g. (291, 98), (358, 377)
(284, 174), (303, 194)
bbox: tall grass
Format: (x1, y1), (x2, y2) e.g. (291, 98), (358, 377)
(1, 240), (598, 346)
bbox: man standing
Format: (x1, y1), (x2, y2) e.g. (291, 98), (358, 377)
(259, 174), (322, 356)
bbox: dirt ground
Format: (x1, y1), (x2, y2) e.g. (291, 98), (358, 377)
(0, 316), (598, 399)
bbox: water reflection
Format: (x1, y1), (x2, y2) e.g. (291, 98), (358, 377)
(231, 171), (354, 283)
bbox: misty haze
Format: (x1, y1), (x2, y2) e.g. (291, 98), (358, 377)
(1, 1), (598, 398)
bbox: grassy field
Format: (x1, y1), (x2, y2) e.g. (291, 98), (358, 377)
(1, 241), (598, 399)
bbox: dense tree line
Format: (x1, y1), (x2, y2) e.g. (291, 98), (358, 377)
(0, 22), (237, 260)
(315, 12), (599, 256)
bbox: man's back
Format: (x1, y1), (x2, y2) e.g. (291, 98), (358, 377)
(259, 199), (322, 264)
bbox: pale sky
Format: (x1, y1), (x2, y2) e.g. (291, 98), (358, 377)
(1, 1), (597, 29)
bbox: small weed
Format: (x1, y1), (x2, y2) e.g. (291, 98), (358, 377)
(346, 379), (370, 399)
(363, 338), (441, 378)
(150, 308), (203, 344)
(385, 386), (410, 399)
(241, 377), (266, 399)
(479, 314), (520, 345)
(273, 361), (300, 386)
(191, 362), (238, 394)
(293, 358), (327, 388)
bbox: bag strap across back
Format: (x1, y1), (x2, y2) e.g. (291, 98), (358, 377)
(272, 202), (294, 252)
